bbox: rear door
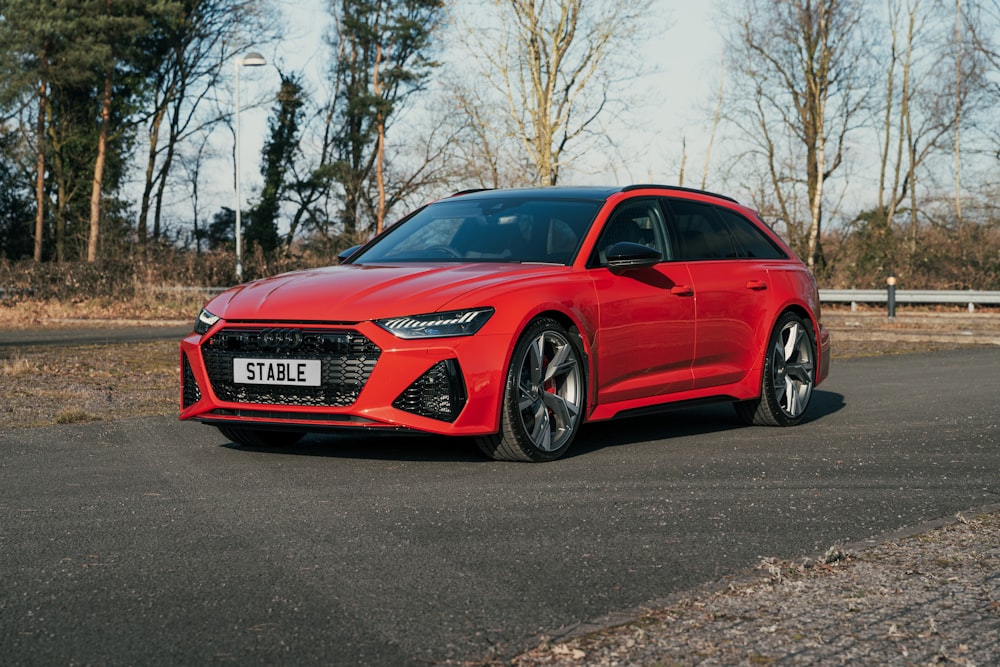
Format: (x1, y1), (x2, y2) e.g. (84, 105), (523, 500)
(662, 198), (775, 390)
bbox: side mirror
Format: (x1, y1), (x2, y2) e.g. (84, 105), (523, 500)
(337, 245), (362, 264)
(606, 242), (661, 271)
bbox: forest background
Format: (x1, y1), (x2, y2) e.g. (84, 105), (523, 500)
(0, 0), (998, 304)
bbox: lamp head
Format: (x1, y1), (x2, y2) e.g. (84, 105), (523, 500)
(239, 52), (266, 67)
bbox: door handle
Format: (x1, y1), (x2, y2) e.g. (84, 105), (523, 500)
(746, 280), (768, 291)
(670, 284), (694, 296)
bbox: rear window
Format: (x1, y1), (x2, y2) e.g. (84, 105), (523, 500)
(663, 199), (737, 260)
(716, 209), (787, 260)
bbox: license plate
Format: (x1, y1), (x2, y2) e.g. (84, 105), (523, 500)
(233, 359), (322, 386)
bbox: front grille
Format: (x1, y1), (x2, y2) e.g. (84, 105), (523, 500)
(182, 355), (201, 408)
(201, 328), (381, 407)
(393, 359), (466, 422)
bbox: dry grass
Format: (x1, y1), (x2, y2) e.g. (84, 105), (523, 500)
(1, 355), (38, 378)
(0, 340), (178, 429)
(0, 293), (202, 329)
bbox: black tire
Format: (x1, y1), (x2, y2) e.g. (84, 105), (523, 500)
(216, 425), (304, 448)
(476, 318), (586, 462)
(735, 311), (816, 427)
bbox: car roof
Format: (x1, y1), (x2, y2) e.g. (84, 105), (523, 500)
(447, 184), (739, 205)
(447, 186), (621, 201)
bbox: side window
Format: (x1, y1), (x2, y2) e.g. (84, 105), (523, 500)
(664, 199), (737, 260)
(716, 208), (787, 260)
(591, 199), (672, 265)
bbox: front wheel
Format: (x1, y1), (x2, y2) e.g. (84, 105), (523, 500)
(216, 425), (304, 448)
(735, 311), (816, 427)
(476, 318), (585, 462)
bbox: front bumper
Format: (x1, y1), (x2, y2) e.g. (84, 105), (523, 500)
(179, 321), (508, 436)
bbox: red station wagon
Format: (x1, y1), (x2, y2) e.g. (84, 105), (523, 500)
(180, 185), (831, 461)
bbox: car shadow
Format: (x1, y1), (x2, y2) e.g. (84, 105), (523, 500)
(219, 390), (846, 462)
(567, 390), (845, 458)
(805, 389), (846, 422)
(220, 432), (486, 462)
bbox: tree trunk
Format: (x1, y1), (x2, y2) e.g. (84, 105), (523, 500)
(88, 70), (113, 263)
(138, 105), (167, 251)
(952, 0), (963, 225)
(807, 132), (826, 271)
(34, 77), (47, 262)
(374, 41), (386, 234)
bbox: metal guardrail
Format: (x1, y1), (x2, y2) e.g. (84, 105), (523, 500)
(820, 289), (1000, 312)
(148, 286), (229, 296)
(0, 288), (35, 299)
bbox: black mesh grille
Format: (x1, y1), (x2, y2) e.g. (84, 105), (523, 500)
(392, 359), (466, 422)
(182, 355), (201, 408)
(201, 328), (380, 407)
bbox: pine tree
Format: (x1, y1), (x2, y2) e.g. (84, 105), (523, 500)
(247, 74), (305, 253)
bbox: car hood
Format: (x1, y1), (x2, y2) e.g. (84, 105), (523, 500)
(207, 262), (570, 322)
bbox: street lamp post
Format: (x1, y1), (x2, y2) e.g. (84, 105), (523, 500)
(234, 51), (266, 283)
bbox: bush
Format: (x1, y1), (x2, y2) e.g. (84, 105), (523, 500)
(0, 245), (333, 302)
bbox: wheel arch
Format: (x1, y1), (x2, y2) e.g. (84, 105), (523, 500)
(491, 307), (594, 428)
(781, 302), (823, 372)
(525, 308), (593, 411)
(745, 302), (820, 393)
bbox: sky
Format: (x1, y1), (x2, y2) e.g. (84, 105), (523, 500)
(211, 0), (725, 228)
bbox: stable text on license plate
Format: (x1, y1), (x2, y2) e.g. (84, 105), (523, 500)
(233, 359), (322, 386)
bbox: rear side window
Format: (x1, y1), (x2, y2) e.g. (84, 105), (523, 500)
(716, 208), (787, 260)
(663, 199), (737, 260)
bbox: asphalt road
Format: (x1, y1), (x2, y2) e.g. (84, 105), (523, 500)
(2, 348), (998, 665)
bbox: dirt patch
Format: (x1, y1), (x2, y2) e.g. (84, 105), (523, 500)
(1, 339), (177, 429)
(504, 510), (1000, 666)
(823, 309), (1000, 358)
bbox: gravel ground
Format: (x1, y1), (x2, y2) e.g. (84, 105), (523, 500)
(504, 508), (1000, 666)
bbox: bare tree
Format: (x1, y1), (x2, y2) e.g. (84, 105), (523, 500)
(723, 0), (867, 269)
(456, 0), (652, 186)
(438, 71), (537, 190)
(963, 0), (1000, 161)
(702, 56), (726, 191)
(136, 0), (275, 250)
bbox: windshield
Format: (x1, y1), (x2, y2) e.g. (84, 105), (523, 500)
(352, 197), (602, 265)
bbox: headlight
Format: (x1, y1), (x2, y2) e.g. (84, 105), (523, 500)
(375, 307), (494, 339)
(194, 308), (221, 335)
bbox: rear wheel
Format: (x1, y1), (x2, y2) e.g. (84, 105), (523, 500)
(735, 311), (816, 426)
(216, 425), (304, 448)
(476, 318), (585, 462)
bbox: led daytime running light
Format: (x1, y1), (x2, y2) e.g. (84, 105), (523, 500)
(194, 308), (221, 335)
(376, 308), (493, 339)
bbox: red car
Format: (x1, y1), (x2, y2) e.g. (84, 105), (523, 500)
(180, 185), (830, 461)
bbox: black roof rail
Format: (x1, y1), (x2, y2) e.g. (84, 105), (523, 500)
(449, 188), (494, 197)
(621, 183), (739, 204)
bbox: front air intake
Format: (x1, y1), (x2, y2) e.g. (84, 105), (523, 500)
(182, 355), (201, 408)
(393, 359), (467, 422)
